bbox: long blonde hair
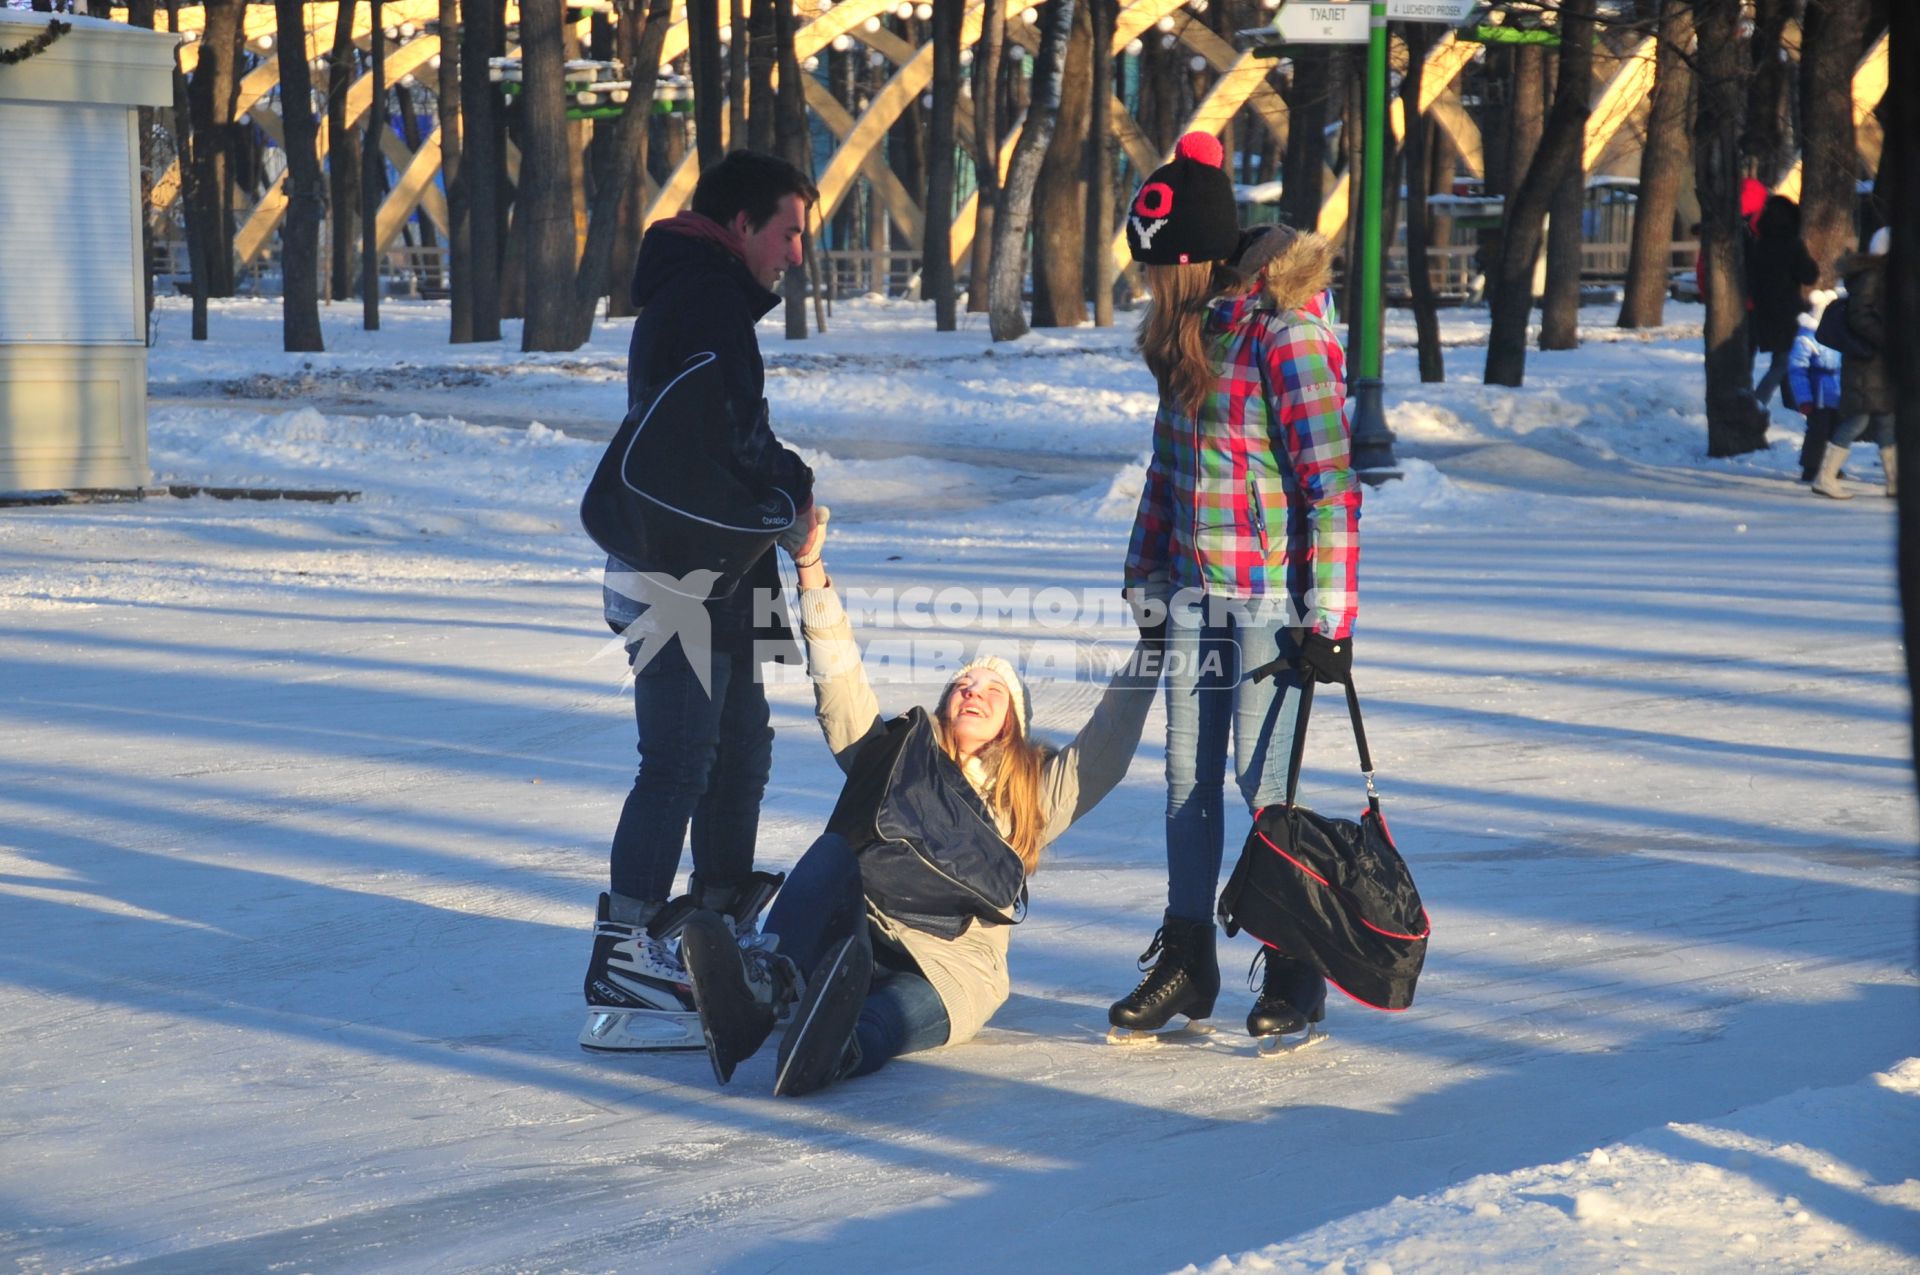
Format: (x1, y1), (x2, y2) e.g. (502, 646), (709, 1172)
(932, 699), (1049, 876)
(1136, 261), (1230, 417)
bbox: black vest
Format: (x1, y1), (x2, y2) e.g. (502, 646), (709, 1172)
(826, 708), (1027, 940)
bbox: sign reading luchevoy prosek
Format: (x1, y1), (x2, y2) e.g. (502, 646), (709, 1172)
(1383, 0), (1477, 21)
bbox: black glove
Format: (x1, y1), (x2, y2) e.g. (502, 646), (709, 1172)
(1295, 632), (1353, 685)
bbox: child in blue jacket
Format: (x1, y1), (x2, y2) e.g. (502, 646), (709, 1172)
(1789, 289), (1844, 484)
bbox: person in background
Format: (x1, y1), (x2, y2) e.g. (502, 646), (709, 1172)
(1747, 194), (1818, 410)
(1113, 132), (1361, 1051)
(580, 151), (826, 1053)
(1789, 288), (1844, 484)
(1816, 227), (1894, 500)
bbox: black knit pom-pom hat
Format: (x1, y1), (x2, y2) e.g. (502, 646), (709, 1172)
(1126, 131), (1241, 266)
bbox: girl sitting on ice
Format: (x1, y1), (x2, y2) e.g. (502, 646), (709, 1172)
(677, 510), (1158, 1097)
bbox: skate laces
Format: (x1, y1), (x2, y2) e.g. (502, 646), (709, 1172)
(1134, 927), (1167, 971)
(729, 930), (797, 1003)
(1247, 947), (1268, 993)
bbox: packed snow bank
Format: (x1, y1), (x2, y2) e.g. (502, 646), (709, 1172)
(1183, 1060), (1920, 1275)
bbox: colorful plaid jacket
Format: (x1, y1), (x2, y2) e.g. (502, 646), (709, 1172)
(1124, 290), (1360, 638)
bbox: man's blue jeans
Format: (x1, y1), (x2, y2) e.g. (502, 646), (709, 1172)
(767, 834), (951, 1074)
(1161, 598), (1306, 923)
(608, 631), (771, 903)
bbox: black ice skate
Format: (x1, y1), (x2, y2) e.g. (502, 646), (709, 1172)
(1106, 915), (1221, 1046)
(1247, 945), (1329, 1057)
(682, 909), (802, 1084)
(579, 892), (701, 1052)
(773, 933), (872, 1098)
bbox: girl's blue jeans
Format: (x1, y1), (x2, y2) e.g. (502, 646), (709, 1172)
(766, 833), (951, 1075)
(1161, 597), (1306, 923)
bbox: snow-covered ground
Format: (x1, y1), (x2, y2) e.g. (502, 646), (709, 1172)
(2, 295), (1914, 1273)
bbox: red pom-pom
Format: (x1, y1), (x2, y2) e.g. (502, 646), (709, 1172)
(1174, 132), (1225, 168)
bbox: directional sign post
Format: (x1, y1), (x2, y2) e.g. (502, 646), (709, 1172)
(1350, 0), (1475, 481)
(1384, 0), (1476, 22)
(1272, 2), (1371, 44)
(1250, 1), (1475, 479)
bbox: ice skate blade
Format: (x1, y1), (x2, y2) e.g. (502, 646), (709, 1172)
(1257, 1026), (1328, 1057)
(579, 1008), (704, 1052)
(1106, 1021), (1216, 1047)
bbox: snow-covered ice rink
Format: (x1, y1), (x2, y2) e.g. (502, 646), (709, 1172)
(2, 296), (1915, 1273)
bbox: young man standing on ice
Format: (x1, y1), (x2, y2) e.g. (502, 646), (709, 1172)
(580, 151), (824, 1052)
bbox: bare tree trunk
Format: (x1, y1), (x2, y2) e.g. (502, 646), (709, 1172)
(165, 0), (210, 339)
(1743, 0), (1797, 186)
(327, 0), (361, 301)
(362, 0), (387, 329)
(1692, 0), (1765, 456)
(442, 0), (471, 341)
(988, 0), (1077, 342)
(1088, 0), (1114, 327)
(457, 0), (505, 341)
(925, 0), (962, 331)
(966, 0), (1005, 311)
(747, 0), (775, 153)
(1031, 1), (1093, 328)
(1539, 166), (1583, 349)
(1619, 0), (1692, 328)
(130, 0), (158, 339)
(1801, 0), (1870, 287)
(610, 0), (670, 321)
(396, 83), (438, 274)
(187, 0), (243, 299)
(728, 0), (748, 156)
(1885, 0), (1919, 781)
(1480, 41), (1546, 289)
(518, 0), (576, 350)
(570, 0), (670, 342)
(686, 0), (725, 169)
(1281, 47), (1332, 232)
(1484, 0), (1596, 387)
(274, 0), (326, 351)
(774, 0), (812, 338)
(1401, 25), (1442, 383)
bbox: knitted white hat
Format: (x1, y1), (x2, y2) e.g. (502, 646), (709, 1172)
(947, 655), (1031, 736)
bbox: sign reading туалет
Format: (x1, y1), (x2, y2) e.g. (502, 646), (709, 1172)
(1273, 2), (1370, 44)
(1384, 0), (1477, 21)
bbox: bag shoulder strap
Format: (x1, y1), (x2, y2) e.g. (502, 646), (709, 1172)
(1283, 675), (1380, 814)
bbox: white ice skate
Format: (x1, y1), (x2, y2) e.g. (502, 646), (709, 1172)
(579, 893), (702, 1052)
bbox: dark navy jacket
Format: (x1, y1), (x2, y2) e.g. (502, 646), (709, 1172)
(603, 224), (813, 655)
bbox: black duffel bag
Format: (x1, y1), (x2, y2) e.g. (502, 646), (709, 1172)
(826, 707), (1027, 941)
(580, 350), (797, 600)
(1217, 677), (1430, 1011)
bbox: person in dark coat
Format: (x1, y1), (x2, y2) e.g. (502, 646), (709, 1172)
(1747, 195), (1818, 409)
(1815, 228), (1894, 499)
(579, 151), (824, 1053)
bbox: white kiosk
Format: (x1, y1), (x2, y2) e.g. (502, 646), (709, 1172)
(0, 10), (176, 493)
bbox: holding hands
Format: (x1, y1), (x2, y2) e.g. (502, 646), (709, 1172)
(780, 504), (830, 576)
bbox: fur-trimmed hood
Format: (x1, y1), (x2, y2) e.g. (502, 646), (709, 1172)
(1228, 225), (1338, 314)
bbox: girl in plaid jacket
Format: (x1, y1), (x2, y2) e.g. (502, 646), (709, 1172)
(1110, 134), (1362, 1047)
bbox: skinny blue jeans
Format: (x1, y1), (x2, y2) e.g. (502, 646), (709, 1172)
(607, 628), (771, 903)
(1161, 598), (1306, 923)
(765, 834), (951, 1075)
